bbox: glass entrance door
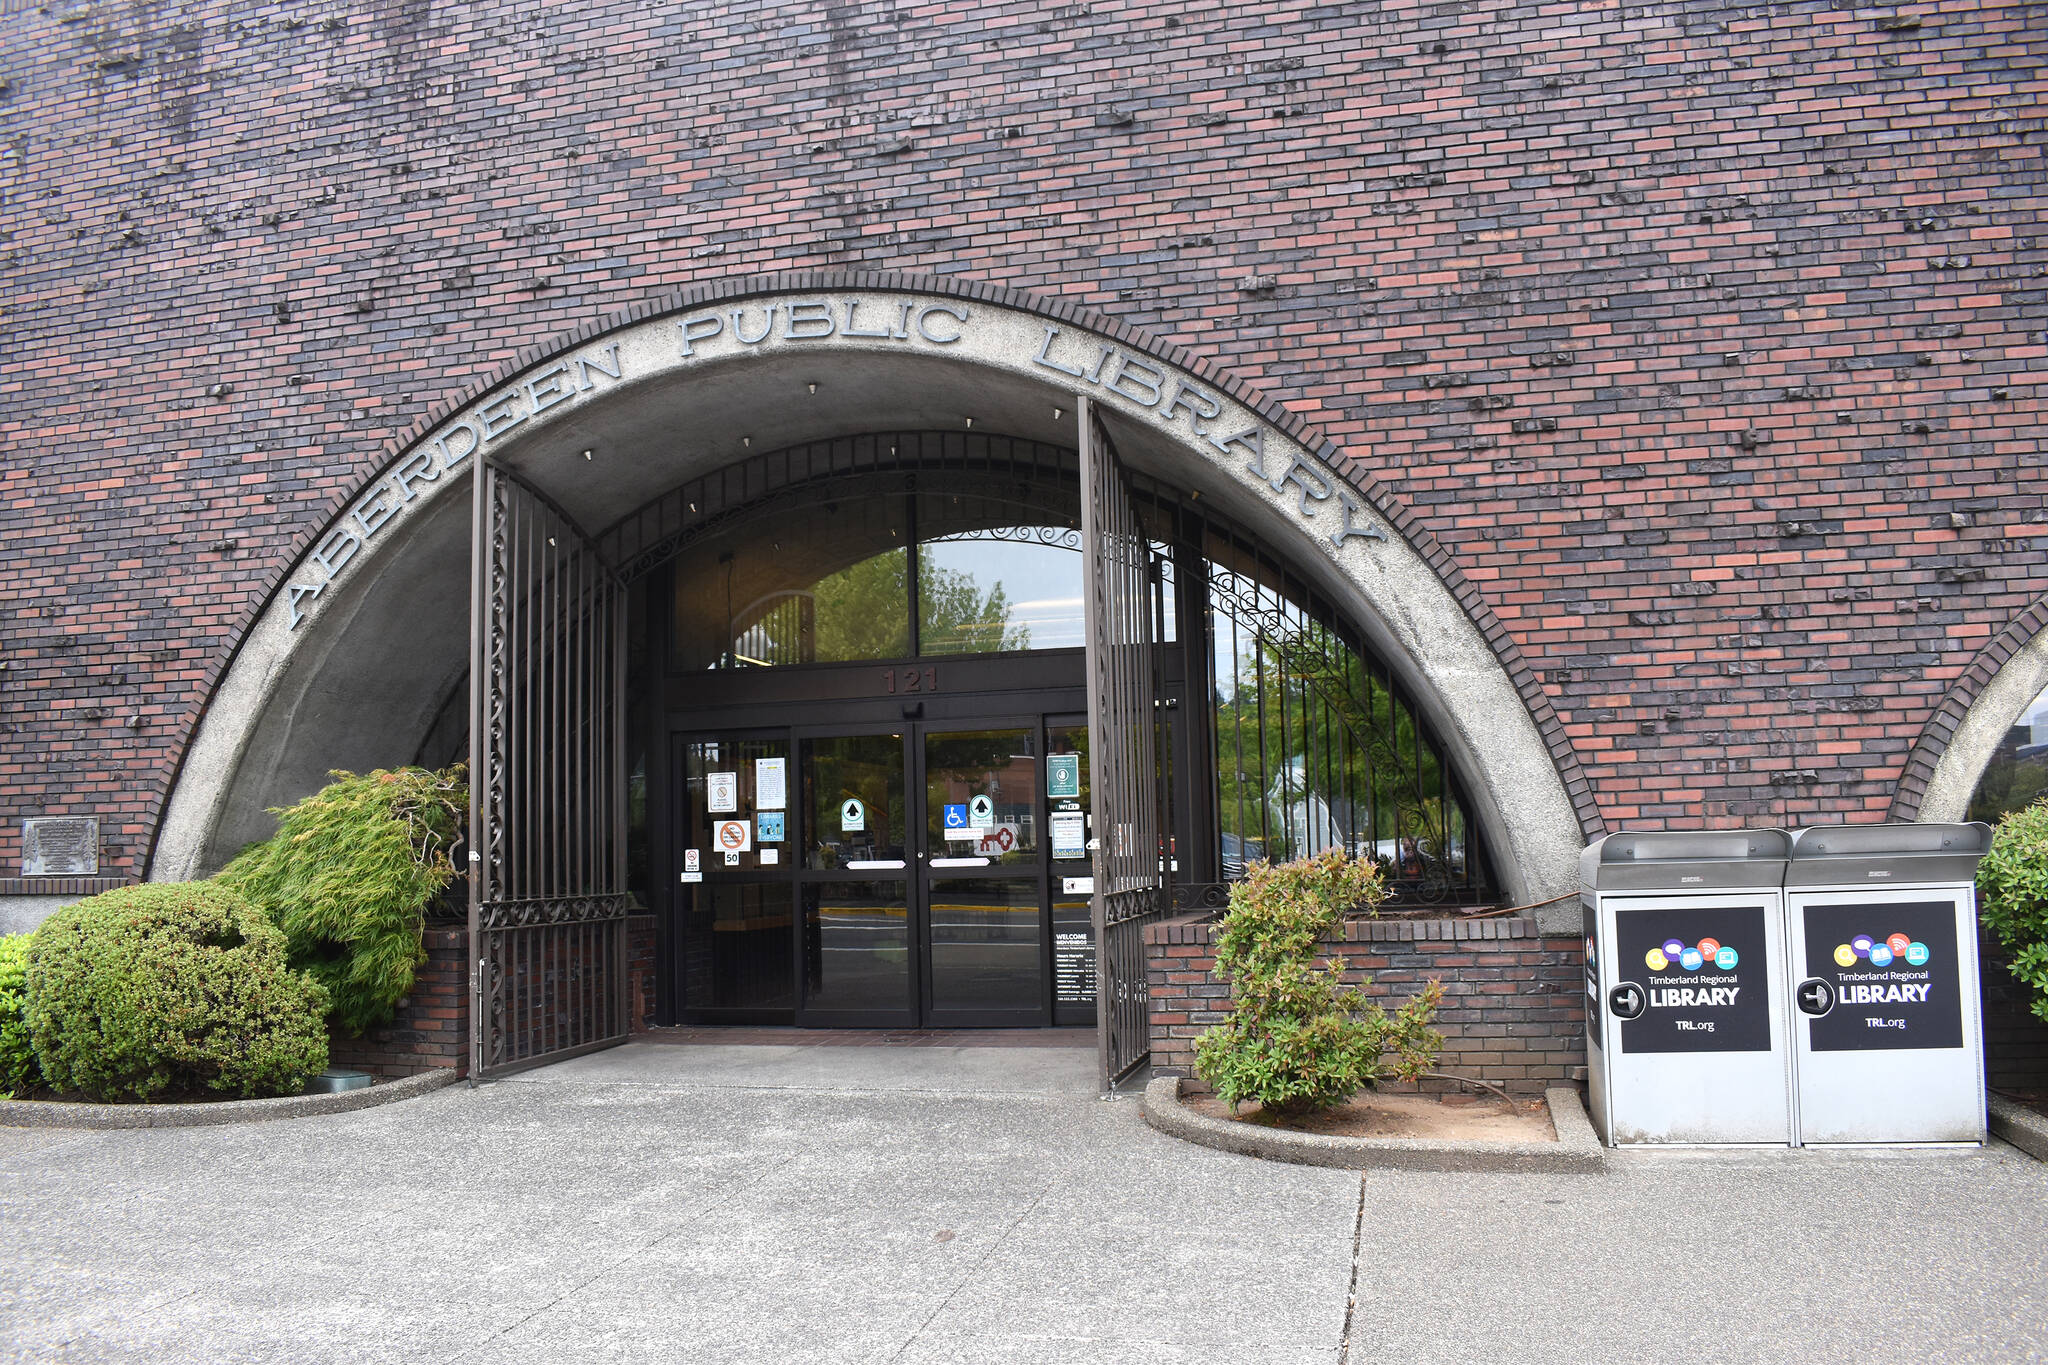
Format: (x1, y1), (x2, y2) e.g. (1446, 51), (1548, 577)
(673, 732), (797, 1022)
(799, 731), (914, 1026)
(677, 718), (1090, 1027)
(920, 727), (1048, 1027)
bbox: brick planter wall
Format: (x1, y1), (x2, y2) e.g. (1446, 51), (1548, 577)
(1146, 913), (1585, 1096)
(326, 913), (659, 1080)
(327, 925), (469, 1080)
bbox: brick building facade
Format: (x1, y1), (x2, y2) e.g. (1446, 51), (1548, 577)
(1, 3), (2043, 1074)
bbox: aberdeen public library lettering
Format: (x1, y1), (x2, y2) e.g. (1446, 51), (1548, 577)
(284, 342), (630, 627)
(282, 294), (1386, 629)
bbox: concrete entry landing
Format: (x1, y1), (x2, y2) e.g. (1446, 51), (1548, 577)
(535, 1033), (1106, 1099)
(6, 1041), (2048, 1362)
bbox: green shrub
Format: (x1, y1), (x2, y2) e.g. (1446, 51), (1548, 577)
(25, 883), (329, 1101)
(1979, 801), (2048, 1025)
(216, 765), (465, 1035)
(0, 933), (42, 1096)
(1195, 849), (1443, 1115)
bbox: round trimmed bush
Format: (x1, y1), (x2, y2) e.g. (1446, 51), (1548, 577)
(25, 883), (330, 1102)
(0, 933), (42, 1096)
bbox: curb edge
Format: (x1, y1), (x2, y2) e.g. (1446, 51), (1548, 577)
(1989, 1094), (2048, 1162)
(1140, 1075), (1605, 1174)
(0, 1068), (460, 1130)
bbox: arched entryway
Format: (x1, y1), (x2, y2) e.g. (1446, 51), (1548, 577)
(150, 277), (1596, 1080)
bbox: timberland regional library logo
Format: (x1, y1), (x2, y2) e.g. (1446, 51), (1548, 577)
(1645, 937), (1740, 973)
(1831, 932), (1931, 970)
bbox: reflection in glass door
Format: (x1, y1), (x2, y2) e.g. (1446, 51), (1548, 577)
(922, 727), (1047, 1026)
(674, 733), (794, 1020)
(800, 732), (913, 1025)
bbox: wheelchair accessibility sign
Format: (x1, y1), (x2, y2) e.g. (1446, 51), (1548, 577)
(943, 803), (975, 840)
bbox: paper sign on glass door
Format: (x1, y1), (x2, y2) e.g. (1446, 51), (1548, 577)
(1051, 812), (1087, 860)
(755, 757), (786, 811)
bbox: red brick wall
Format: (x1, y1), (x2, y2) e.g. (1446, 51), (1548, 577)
(627, 912), (657, 1034)
(327, 926), (469, 1080)
(326, 914), (657, 1080)
(1, 3), (2043, 870)
(1146, 913), (1585, 1096)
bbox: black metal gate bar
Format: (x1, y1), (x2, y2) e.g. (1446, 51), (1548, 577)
(468, 460), (630, 1081)
(1078, 399), (1170, 1092)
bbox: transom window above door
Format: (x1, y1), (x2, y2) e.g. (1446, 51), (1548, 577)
(668, 474), (1084, 671)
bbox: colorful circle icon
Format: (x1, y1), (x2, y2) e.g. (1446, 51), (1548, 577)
(1697, 937), (1721, 958)
(1834, 944), (1858, 968)
(1645, 948), (1669, 971)
(1905, 941), (1930, 967)
(1886, 933), (1911, 955)
(1679, 948), (1704, 971)
(1852, 934), (1874, 958)
(1663, 938), (1685, 958)
(1715, 946), (1739, 970)
(1869, 944), (1895, 967)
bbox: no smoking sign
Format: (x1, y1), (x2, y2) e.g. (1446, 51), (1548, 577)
(714, 818), (752, 853)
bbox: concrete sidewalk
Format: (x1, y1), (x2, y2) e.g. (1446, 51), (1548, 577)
(3, 1042), (2046, 1364)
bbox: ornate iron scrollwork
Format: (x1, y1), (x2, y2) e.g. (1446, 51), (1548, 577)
(1080, 402), (1171, 1093)
(476, 895), (629, 930)
(470, 464), (631, 1079)
(1170, 882), (1233, 912)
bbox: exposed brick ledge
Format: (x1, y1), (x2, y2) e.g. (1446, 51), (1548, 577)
(0, 877), (137, 898)
(1145, 912), (1557, 946)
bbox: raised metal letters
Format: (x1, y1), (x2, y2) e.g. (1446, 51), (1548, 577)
(676, 297), (965, 356)
(1034, 324), (1387, 551)
(286, 344), (625, 629)
(1265, 454), (1332, 515)
(732, 304), (778, 344)
(288, 296), (1391, 633)
(1331, 489), (1387, 545)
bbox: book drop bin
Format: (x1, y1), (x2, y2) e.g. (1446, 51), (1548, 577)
(1581, 830), (1796, 1146)
(1783, 822), (1993, 1146)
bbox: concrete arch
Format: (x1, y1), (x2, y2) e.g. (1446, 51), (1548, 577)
(151, 273), (1597, 904)
(1898, 599), (2048, 823)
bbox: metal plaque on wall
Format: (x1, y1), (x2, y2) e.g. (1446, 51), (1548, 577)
(22, 817), (98, 876)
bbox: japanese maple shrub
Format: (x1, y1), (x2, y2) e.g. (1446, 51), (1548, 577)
(1979, 801), (2048, 1024)
(217, 765), (466, 1035)
(1195, 849), (1443, 1115)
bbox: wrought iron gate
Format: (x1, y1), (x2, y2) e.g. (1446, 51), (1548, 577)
(468, 462), (630, 1079)
(1078, 400), (1171, 1091)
